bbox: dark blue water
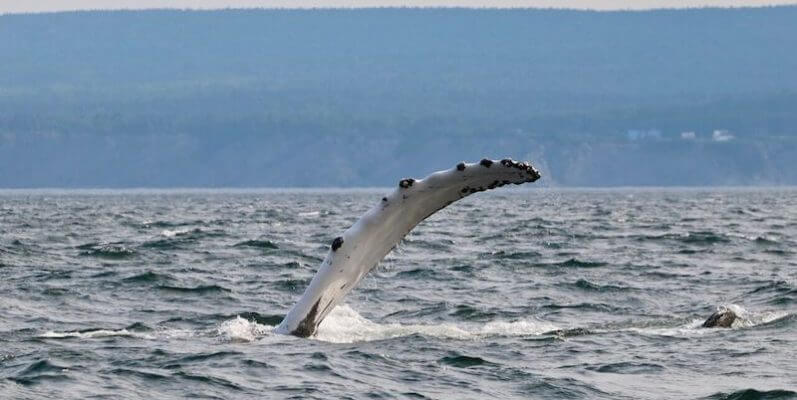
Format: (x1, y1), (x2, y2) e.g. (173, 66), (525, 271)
(1, 188), (795, 399)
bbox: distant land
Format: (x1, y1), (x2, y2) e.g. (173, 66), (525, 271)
(1, 7), (796, 187)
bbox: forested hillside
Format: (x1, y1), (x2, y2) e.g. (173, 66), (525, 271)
(1, 7), (796, 187)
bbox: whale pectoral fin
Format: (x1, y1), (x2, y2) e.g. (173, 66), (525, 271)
(291, 298), (322, 338)
(276, 158), (541, 338)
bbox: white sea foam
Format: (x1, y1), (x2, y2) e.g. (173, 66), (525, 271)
(217, 316), (273, 342)
(627, 304), (793, 337)
(38, 327), (197, 341)
(724, 304), (791, 328)
(39, 329), (156, 340)
(479, 319), (561, 336)
(39, 305), (790, 344)
(39, 318), (274, 343)
(160, 228), (191, 238)
(702, 304), (790, 329)
(313, 305), (560, 343)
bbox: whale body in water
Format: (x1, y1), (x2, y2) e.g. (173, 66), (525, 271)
(276, 158), (541, 337)
(702, 307), (738, 328)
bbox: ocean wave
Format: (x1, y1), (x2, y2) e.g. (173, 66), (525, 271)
(747, 280), (794, 295)
(141, 228), (225, 249)
(539, 258), (607, 268)
(156, 284), (231, 294)
(39, 328), (156, 340)
(745, 281), (796, 305)
(585, 361), (665, 374)
(76, 242), (137, 259)
(143, 219), (205, 228)
(449, 304), (499, 320)
(7, 359), (73, 386)
(233, 239), (279, 249)
(38, 324), (196, 341)
(708, 304), (792, 329)
(270, 278), (310, 293)
(209, 306), (566, 344)
(122, 271), (174, 284)
(641, 231), (732, 245)
(439, 353), (495, 368)
(483, 250), (543, 260)
(568, 278), (636, 293)
(542, 302), (627, 313)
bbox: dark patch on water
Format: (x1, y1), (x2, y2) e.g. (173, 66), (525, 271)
(227, 312), (284, 326)
(570, 279), (633, 292)
(402, 392), (431, 399)
(587, 361), (665, 374)
(395, 267), (442, 279)
(484, 250), (543, 260)
(681, 231), (731, 245)
(702, 389), (797, 400)
(767, 295), (796, 306)
(753, 236), (780, 246)
(176, 351), (242, 364)
(41, 286), (71, 296)
(233, 239), (279, 249)
(544, 327), (591, 338)
(107, 368), (169, 381)
(439, 353), (493, 368)
(746, 281), (797, 305)
(542, 302), (626, 313)
(141, 239), (184, 250)
(271, 278), (310, 293)
(8, 359), (73, 386)
(172, 371), (243, 391)
(156, 284), (231, 294)
(748, 281), (793, 295)
(449, 264), (474, 273)
(642, 270), (692, 279)
(642, 231), (732, 245)
(144, 220), (205, 228)
(450, 304), (498, 321)
(89, 270), (118, 278)
(125, 322), (153, 332)
(123, 271), (173, 284)
(549, 258), (607, 268)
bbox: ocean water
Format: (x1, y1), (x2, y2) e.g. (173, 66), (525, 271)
(0, 188), (795, 399)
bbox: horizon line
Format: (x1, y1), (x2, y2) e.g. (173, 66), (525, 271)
(3, 3), (797, 16)
(1, 185), (796, 192)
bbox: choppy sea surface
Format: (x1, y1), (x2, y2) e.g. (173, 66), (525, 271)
(1, 188), (795, 399)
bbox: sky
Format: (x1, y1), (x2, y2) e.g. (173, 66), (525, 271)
(1, 0), (796, 14)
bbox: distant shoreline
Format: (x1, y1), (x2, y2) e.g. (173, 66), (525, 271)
(4, 7), (795, 187)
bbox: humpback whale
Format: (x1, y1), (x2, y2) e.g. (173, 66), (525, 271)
(702, 307), (738, 328)
(276, 158), (541, 337)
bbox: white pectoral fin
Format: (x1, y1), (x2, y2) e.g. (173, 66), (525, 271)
(276, 158), (540, 337)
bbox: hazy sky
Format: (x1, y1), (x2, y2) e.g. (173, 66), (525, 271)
(2, 0), (796, 14)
